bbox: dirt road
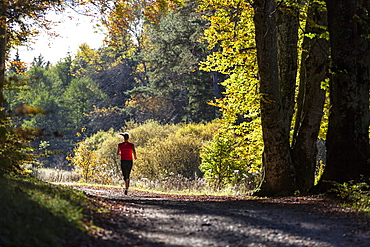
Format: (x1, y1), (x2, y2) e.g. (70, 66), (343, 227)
(73, 185), (370, 247)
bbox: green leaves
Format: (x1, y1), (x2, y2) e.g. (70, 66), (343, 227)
(200, 127), (262, 190)
(197, 0), (264, 191)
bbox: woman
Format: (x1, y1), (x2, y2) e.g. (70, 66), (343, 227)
(117, 132), (137, 195)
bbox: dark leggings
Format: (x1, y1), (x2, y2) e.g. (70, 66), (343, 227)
(120, 160), (133, 180)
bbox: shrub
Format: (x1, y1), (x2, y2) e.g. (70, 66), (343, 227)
(200, 128), (261, 190)
(329, 179), (370, 213)
(67, 129), (121, 184)
(133, 134), (202, 179)
(127, 120), (179, 148)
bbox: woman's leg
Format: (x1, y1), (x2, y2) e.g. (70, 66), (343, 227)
(125, 179), (130, 189)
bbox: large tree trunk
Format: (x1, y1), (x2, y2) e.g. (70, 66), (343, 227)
(276, 2), (299, 136)
(291, 1), (329, 192)
(320, 0), (370, 185)
(253, 0), (297, 196)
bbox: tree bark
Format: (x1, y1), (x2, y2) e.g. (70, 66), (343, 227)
(291, 1), (329, 192)
(320, 0), (370, 185)
(276, 2), (299, 136)
(253, 0), (297, 196)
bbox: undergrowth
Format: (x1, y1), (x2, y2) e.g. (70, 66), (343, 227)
(329, 179), (370, 216)
(0, 173), (97, 247)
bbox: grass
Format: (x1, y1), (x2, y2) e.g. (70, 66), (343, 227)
(0, 172), (97, 247)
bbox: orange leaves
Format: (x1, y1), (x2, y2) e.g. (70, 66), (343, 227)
(85, 105), (119, 117)
(9, 60), (27, 74)
(143, 0), (184, 24)
(103, 0), (185, 43)
(15, 104), (48, 116)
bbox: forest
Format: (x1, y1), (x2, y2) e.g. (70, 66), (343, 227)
(0, 0), (369, 196)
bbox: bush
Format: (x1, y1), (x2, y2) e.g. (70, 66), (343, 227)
(329, 179), (370, 213)
(132, 121), (220, 180)
(127, 120), (179, 148)
(133, 134), (202, 179)
(67, 129), (122, 184)
(200, 128), (261, 190)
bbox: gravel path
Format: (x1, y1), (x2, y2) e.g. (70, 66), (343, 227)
(73, 186), (370, 247)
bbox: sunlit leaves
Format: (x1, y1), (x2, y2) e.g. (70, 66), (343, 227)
(198, 0), (262, 187)
(132, 121), (220, 180)
(72, 43), (105, 77)
(198, 0), (255, 73)
(67, 129), (123, 184)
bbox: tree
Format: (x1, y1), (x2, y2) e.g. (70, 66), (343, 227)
(197, 0), (264, 192)
(0, 0), (67, 171)
(99, 0), (220, 124)
(71, 44), (138, 132)
(253, 0), (297, 195)
(1, 0), (64, 103)
(200, 0), (369, 195)
(142, 2), (216, 123)
(62, 77), (106, 133)
(291, 1), (329, 192)
(319, 0), (370, 185)
(200, 128), (257, 189)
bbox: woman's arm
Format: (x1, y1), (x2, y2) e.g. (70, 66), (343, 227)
(132, 145), (137, 160)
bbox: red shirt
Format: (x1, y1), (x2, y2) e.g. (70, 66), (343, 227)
(118, 142), (135, 160)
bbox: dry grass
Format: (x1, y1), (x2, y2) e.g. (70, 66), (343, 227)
(32, 168), (253, 196)
(32, 168), (80, 183)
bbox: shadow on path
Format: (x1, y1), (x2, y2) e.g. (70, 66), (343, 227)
(75, 186), (370, 247)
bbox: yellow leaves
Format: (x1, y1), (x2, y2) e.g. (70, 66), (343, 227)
(135, 62), (146, 73)
(67, 129), (121, 184)
(143, 0), (185, 23)
(103, 0), (185, 46)
(68, 139), (100, 183)
(9, 60), (27, 75)
(126, 94), (170, 113)
(318, 89), (330, 140)
(198, 0), (264, 178)
(85, 105), (119, 118)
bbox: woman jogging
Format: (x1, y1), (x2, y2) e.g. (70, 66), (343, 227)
(117, 132), (137, 195)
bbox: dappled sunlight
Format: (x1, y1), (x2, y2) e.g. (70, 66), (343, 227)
(69, 184), (370, 246)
